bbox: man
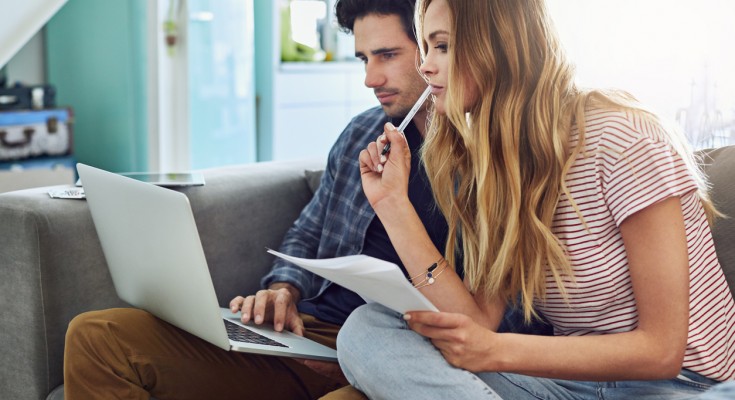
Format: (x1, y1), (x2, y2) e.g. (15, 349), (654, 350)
(64, 1), (440, 399)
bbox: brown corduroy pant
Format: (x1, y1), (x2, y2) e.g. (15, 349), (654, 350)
(63, 308), (366, 400)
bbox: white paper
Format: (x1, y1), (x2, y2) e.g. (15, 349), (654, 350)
(267, 249), (438, 313)
(48, 188), (85, 199)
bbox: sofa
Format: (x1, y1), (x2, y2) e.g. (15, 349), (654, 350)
(1, 147), (734, 400)
(0, 159), (325, 400)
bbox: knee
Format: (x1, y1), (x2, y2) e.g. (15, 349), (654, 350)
(65, 308), (148, 351)
(338, 304), (399, 348)
(337, 303), (403, 372)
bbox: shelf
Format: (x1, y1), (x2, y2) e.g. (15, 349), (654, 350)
(278, 61), (363, 73)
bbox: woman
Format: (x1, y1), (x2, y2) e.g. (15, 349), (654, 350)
(338, 0), (735, 398)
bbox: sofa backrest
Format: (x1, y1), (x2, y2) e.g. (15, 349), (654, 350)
(698, 145), (735, 294)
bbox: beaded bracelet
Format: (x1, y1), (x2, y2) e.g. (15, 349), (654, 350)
(409, 257), (448, 289)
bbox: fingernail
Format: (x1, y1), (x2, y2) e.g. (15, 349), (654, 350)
(403, 313), (411, 321)
(275, 323), (283, 331)
(380, 155), (386, 163)
(255, 315), (262, 324)
(242, 312), (249, 320)
(387, 123), (396, 131)
(377, 164), (383, 173)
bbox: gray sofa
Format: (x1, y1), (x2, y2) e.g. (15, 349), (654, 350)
(0, 159), (324, 400)
(1, 147), (734, 400)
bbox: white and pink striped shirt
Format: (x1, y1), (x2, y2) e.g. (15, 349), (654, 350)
(535, 108), (735, 381)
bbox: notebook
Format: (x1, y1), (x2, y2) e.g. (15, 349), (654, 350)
(76, 163), (337, 362)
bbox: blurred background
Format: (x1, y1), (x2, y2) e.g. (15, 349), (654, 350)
(1, 0), (733, 191)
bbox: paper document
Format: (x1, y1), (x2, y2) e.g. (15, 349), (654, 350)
(267, 249), (438, 313)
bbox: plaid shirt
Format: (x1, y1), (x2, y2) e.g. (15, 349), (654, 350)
(260, 105), (552, 335)
(261, 106), (389, 300)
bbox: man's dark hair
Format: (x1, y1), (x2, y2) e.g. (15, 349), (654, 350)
(335, 0), (417, 43)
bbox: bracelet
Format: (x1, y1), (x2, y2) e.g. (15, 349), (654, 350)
(407, 256), (443, 283)
(409, 257), (448, 289)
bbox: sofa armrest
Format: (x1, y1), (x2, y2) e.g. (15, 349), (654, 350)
(0, 158), (323, 400)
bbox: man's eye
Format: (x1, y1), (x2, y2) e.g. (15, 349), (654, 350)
(382, 53), (396, 60)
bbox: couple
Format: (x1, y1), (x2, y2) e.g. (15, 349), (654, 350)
(65, 0), (735, 399)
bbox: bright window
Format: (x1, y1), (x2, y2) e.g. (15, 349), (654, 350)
(548, 0), (735, 149)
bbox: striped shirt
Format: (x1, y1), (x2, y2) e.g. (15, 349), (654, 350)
(535, 108), (735, 381)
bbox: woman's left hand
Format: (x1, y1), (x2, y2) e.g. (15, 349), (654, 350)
(404, 311), (496, 372)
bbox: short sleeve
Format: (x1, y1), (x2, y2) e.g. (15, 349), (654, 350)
(603, 137), (698, 226)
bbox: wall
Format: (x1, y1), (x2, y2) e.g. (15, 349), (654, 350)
(46, 0), (148, 172)
(4, 31), (45, 85)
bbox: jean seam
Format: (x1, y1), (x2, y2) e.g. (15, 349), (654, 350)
(674, 378), (712, 391)
(468, 373), (504, 398)
(495, 373), (556, 400)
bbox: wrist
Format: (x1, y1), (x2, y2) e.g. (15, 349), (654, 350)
(372, 194), (413, 221)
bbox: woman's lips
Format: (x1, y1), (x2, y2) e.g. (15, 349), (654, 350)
(429, 85), (444, 95)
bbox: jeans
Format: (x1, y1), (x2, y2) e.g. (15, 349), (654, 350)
(337, 303), (733, 400)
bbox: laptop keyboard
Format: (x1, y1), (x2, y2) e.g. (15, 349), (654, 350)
(224, 319), (288, 348)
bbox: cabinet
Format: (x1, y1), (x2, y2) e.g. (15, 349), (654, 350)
(255, 1), (378, 161)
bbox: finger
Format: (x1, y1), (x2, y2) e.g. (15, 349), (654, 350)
(271, 289), (292, 331)
(404, 311), (463, 329)
(288, 313), (305, 336)
(408, 322), (460, 342)
(229, 296), (244, 313)
(366, 141), (384, 173)
(359, 148), (377, 174)
(240, 295), (256, 323)
(374, 135), (387, 164)
(383, 123), (408, 154)
(252, 290), (271, 325)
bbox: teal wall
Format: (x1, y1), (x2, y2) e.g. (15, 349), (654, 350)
(46, 0), (148, 172)
(254, 0), (274, 161)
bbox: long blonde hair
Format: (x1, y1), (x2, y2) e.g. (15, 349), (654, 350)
(416, 0), (717, 321)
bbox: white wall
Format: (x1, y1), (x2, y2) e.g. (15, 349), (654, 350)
(5, 31), (46, 85)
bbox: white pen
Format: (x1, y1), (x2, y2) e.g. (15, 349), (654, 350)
(380, 85), (432, 156)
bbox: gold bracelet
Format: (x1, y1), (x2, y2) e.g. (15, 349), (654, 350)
(410, 258), (447, 288)
(413, 262), (448, 289)
(408, 256), (443, 283)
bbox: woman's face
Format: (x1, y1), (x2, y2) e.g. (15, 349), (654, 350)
(420, 0), (478, 115)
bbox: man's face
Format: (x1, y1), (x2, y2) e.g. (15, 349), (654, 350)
(353, 14), (427, 118)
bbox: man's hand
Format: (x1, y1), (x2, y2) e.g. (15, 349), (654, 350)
(229, 283), (304, 335)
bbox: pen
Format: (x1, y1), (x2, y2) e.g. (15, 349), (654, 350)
(381, 85), (432, 156)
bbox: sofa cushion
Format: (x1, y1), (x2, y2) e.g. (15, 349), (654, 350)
(698, 145), (735, 294)
(305, 169), (325, 195)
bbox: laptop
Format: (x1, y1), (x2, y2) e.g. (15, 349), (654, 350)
(76, 171), (206, 187)
(76, 163), (337, 362)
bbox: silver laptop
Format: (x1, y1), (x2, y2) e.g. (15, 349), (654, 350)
(77, 163), (337, 362)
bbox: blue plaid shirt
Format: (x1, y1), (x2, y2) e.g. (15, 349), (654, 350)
(261, 106), (392, 300)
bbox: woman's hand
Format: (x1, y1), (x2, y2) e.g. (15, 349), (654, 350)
(404, 311), (497, 372)
(359, 122), (412, 210)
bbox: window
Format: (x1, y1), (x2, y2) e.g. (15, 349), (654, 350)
(548, 0), (735, 149)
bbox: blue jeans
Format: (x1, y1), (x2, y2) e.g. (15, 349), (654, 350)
(337, 303), (734, 400)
